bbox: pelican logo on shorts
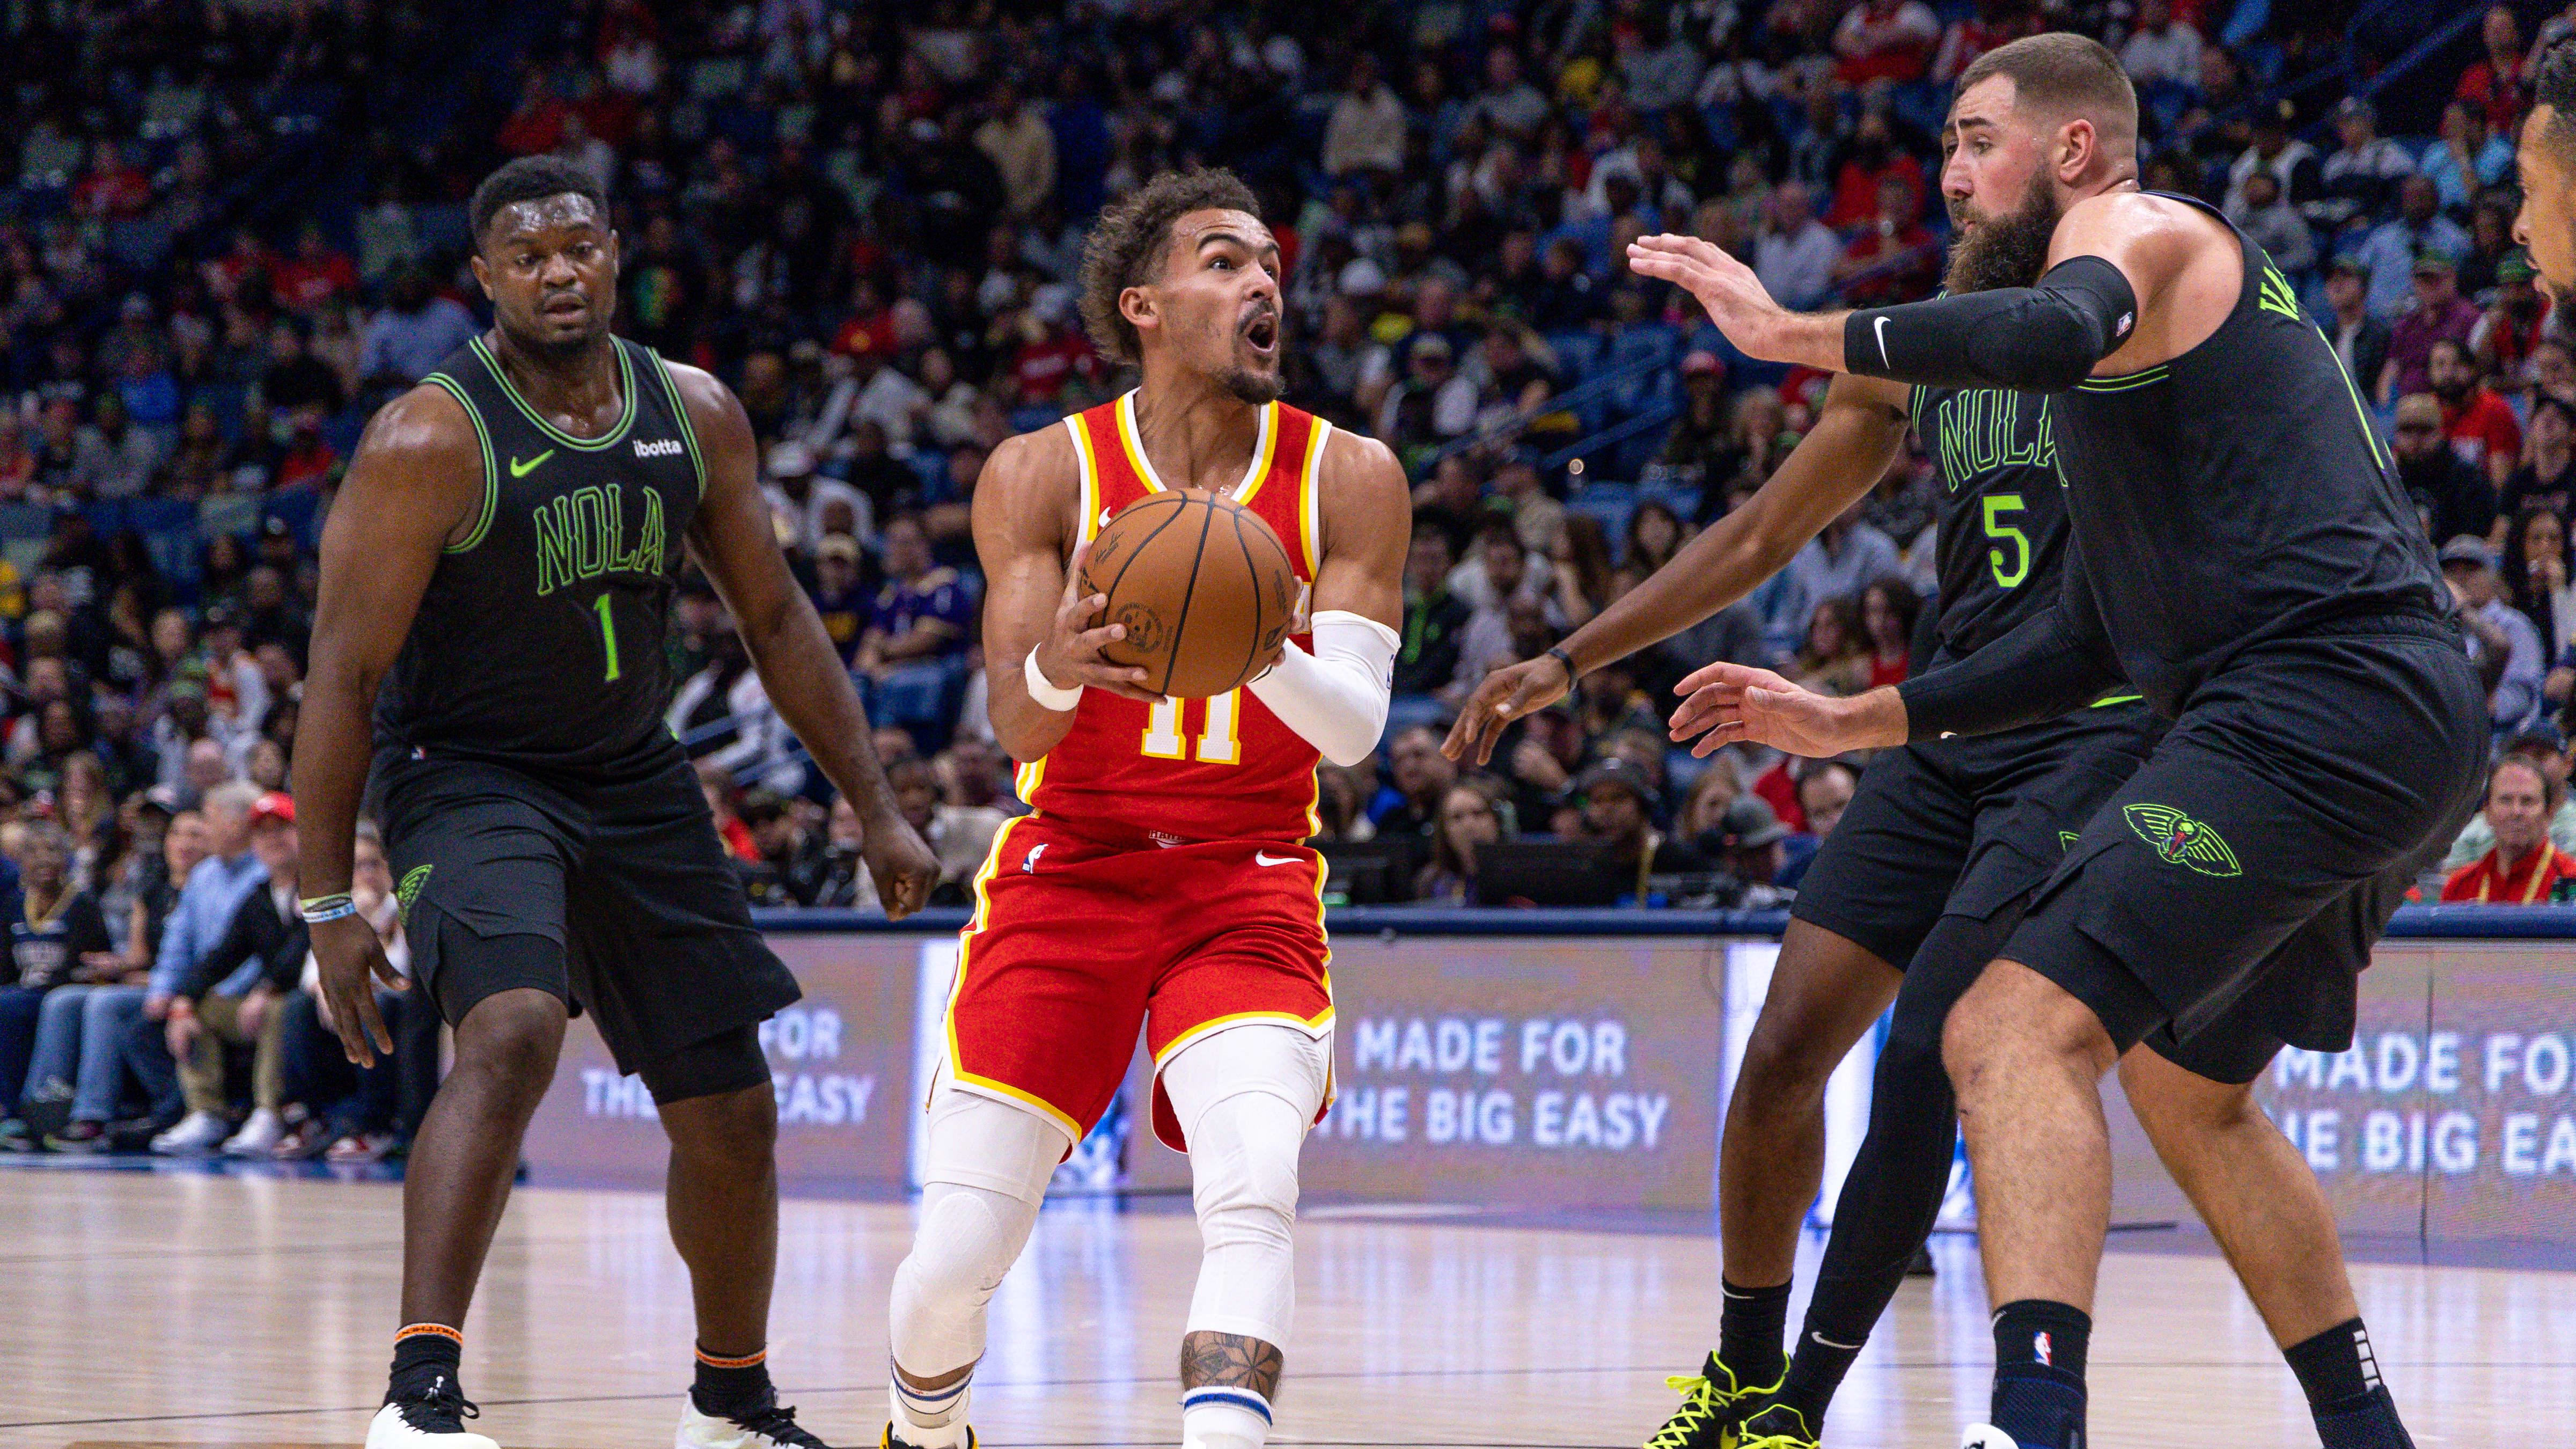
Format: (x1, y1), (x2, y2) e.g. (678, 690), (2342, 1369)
(2124, 803), (2242, 877)
(395, 864), (432, 925)
(632, 437), (684, 458)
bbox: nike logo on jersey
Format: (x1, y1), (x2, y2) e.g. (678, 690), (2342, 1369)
(633, 437), (684, 458)
(1254, 851), (1300, 867)
(509, 449), (554, 478)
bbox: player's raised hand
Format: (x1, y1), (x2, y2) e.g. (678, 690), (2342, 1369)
(1667, 660), (1903, 759)
(1627, 234), (1790, 360)
(860, 805), (941, 921)
(1038, 538), (1164, 704)
(1444, 653), (1573, 766)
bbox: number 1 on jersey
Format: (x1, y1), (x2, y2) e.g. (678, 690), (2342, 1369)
(1143, 691), (1240, 764)
(592, 593), (622, 683)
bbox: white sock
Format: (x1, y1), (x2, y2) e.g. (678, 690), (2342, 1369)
(890, 1361), (972, 1449)
(1180, 1387), (1271, 1449)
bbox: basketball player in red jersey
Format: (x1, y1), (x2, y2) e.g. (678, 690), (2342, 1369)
(880, 170), (1409, 1449)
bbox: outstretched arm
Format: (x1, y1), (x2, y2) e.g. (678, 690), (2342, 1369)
(672, 363), (939, 919)
(1668, 526), (2126, 756)
(1444, 371), (1913, 765)
(291, 385), (481, 1064)
(1627, 192), (2218, 389)
(1243, 429), (1409, 767)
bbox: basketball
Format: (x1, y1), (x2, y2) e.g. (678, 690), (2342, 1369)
(1077, 487), (1300, 698)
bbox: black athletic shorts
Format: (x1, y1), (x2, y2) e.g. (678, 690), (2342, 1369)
(372, 747), (802, 1076)
(1792, 699), (2162, 971)
(2006, 618), (2487, 1084)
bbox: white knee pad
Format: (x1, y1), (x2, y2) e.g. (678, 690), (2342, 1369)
(891, 1085), (1068, 1377)
(1160, 1026), (1328, 1348)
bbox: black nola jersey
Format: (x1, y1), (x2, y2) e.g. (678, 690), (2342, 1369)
(2051, 194), (2448, 716)
(1909, 380), (2071, 664)
(373, 334), (706, 779)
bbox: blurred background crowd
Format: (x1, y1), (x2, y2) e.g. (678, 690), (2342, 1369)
(0, 0), (2571, 1160)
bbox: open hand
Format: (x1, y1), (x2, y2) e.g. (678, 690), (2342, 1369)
(1444, 653), (1573, 766)
(1037, 538), (1163, 704)
(1626, 234), (1789, 360)
(312, 913), (407, 1066)
(1668, 661), (1903, 758)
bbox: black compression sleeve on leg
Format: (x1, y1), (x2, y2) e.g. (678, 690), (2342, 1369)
(640, 1026), (772, 1106)
(1845, 257), (2138, 392)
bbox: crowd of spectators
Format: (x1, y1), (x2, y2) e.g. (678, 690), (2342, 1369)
(1, 0), (2574, 1158)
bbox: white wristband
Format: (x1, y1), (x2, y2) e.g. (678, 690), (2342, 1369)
(1023, 646), (1085, 712)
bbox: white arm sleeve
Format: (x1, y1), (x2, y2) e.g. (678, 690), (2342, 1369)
(1245, 610), (1399, 767)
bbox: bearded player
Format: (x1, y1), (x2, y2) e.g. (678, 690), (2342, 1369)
(882, 169), (1407, 1449)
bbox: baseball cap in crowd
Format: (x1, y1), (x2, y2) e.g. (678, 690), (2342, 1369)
(1338, 257), (1388, 297)
(139, 784), (182, 817)
(2412, 252), (2456, 277)
(815, 533), (860, 565)
(2328, 256), (2370, 282)
(249, 791), (295, 826)
(2391, 394), (2443, 431)
(1410, 332), (1454, 363)
(2331, 97), (2374, 125)
(2499, 251), (2536, 284)
(1717, 797), (1790, 850)
(1574, 756), (1663, 815)
(2438, 535), (2496, 570)
(1680, 350), (1722, 378)
(201, 603), (241, 634)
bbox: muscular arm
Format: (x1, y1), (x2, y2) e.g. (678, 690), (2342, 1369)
(290, 386), (483, 904)
(972, 427), (1156, 763)
(1444, 374), (1910, 763)
(672, 363), (936, 918)
(1631, 192), (2234, 387)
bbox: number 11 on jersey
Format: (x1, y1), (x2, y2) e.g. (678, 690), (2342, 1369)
(1142, 691), (1241, 765)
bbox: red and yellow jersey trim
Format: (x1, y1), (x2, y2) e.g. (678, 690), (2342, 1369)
(940, 816), (1085, 1141)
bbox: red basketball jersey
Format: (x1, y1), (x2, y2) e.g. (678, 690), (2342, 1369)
(1018, 390), (1332, 846)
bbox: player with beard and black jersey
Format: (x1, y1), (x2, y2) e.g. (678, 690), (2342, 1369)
(1451, 119), (2430, 1449)
(1632, 33), (2482, 1449)
(296, 157), (939, 1449)
(2514, 50), (2576, 321)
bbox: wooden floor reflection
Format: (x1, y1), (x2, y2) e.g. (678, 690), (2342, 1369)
(3, 1169), (2553, 1448)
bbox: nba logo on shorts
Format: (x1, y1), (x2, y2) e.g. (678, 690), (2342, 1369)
(2033, 1330), (2053, 1366)
(1022, 842), (1048, 874)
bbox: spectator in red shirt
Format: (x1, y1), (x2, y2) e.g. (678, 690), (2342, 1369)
(1834, 174), (1939, 305)
(831, 274), (900, 360)
(2470, 251), (2551, 387)
(71, 140), (151, 221)
(2454, 4), (2529, 136)
(1861, 577), (1921, 689)
(1832, 0), (1940, 84)
(270, 224), (357, 316)
(496, 63), (572, 156)
(1823, 111), (1925, 229)
(1932, 0), (2043, 84)
(1007, 295), (1100, 405)
(2431, 338), (2523, 490)
(2441, 755), (2576, 902)
(2382, 253), (2483, 401)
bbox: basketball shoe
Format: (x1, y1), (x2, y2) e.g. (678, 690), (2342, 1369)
(364, 1374), (496, 1449)
(1645, 1353), (1782, 1449)
(676, 1392), (833, 1448)
(884, 1423), (977, 1449)
(1733, 1402), (1820, 1449)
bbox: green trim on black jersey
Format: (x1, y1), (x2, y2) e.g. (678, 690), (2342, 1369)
(467, 334), (640, 451)
(420, 372), (497, 554)
(2316, 325), (2393, 474)
(2073, 365), (2170, 393)
(645, 346), (708, 499)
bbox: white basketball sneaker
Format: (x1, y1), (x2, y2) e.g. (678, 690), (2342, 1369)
(365, 1375), (497, 1449)
(1959, 1426), (2022, 1449)
(676, 1392), (834, 1448)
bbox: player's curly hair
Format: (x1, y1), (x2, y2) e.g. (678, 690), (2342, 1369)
(2540, 39), (2576, 156)
(1078, 168), (1261, 366)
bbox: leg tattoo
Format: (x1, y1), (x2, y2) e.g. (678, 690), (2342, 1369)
(1180, 1331), (1283, 1399)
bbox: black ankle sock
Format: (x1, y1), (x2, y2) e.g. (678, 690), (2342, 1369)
(388, 1324), (463, 1400)
(2288, 1320), (2410, 1449)
(1989, 1300), (2090, 1449)
(1718, 1277), (1792, 1386)
(1775, 1316), (1866, 1427)
(693, 1346), (775, 1418)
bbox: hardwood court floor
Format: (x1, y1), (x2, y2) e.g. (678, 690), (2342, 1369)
(0, 1168), (2555, 1449)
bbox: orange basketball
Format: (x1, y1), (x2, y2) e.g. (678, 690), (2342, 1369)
(1077, 488), (1300, 698)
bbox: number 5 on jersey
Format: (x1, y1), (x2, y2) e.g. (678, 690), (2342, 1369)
(1142, 691), (1240, 764)
(1982, 493), (2030, 589)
